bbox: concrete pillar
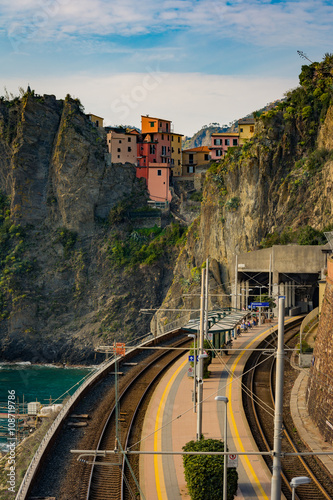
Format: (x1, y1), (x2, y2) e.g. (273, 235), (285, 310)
(246, 280), (250, 311)
(232, 282), (237, 309)
(237, 281), (241, 310)
(241, 281), (246, 310)
(286, 282), (290, 308)
(278, 283), (285, 317)
(291, 281), (296, 307)
(272, 276), (279, 317)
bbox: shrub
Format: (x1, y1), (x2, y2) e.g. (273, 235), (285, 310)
(55, 227), (77, 257)
(225, 197), (240, 212)
(189, 191), (203, 202)
(302, 105), (312, 119)
(183, 438), (238, 500)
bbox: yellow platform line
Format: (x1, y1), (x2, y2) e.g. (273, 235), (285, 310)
(154, 358), (188, 500)
(227, 327), (272, 499)
(227, 318), (297, 499)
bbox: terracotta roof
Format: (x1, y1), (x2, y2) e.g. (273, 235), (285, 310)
(141, 115), (171, 123)
(183, 146), (211, 153)
(211, 132), (239, 137)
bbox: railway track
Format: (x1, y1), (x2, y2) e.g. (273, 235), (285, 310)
(243, 319), (333, 500)
(84, 336), (190, 500)
(27, 331), (190, 499)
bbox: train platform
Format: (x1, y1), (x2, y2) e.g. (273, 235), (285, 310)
(138, 318), (329, 499)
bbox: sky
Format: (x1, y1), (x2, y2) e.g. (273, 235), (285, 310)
(0, 0), (332, 136)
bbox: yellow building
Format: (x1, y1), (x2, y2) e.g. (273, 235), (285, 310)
(182, 146), (211, 175)
(87, 113), (104, 128)
(238, 118), (255, 145)
(171, 133), (183, 176)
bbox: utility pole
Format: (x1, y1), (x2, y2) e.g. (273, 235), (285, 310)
(204, 258), (209, 338)
(271, 297), (285, 499)
(196, 267), (206, 441)
(234, 255), (238, 310)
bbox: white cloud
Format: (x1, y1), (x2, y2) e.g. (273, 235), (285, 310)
(2, 71), (298, 136)
(1, 0), (333, 50)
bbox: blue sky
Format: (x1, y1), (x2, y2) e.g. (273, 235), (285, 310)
(0, 0), (332, 135)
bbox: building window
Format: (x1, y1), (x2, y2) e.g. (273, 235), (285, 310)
(150, 121), (155, 127)
(128, 147), (131, 152)
(204, 154), (209, 161)
(168, 135), (170, 141)
(178, 159), (181, 165)
(118, 155), (120, 158)
(214, 139), (222, 145)
(189, 153), (194, 164)
(119, 140), (122, 143)
(161, 134), (164, 140)
(240, 128), (243, 133)
(216, 149), (222, 157)
(128, 137), (131, 142)
(225, 139), (230, 146)
(178, 137), (180, 142)
(162, 146), (166, 156)
(188, 166), (194, 173)
(166, 123), (169, 132)
(171, 158), (174, 165)
(157, 170), (162, 176)
(117, 148), (121, 152)
(233, 139), (238, 146)
(150, 144), (156, 154)
(250, 126), (254, 133)
(178, 148), (180, 154)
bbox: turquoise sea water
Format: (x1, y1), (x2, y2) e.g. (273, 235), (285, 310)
(0, 363), (91, 451)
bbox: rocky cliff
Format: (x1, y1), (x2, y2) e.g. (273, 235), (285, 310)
(0, 92), (178, 363)
(157, 55), (333, 326)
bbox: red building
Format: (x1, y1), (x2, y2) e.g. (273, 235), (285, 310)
(136, 115), (173, 203)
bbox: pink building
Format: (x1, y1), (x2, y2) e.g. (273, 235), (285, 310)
(210, 132), (239, 160)
(147, 164), (172, 203)
(106, 127), (138, 164)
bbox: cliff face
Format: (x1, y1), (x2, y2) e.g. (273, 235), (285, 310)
(0, 93), (174, 363)
(158, 56), (333, 325)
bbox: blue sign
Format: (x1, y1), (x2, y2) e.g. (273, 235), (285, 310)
(188, 355), (198, 362)
(251, 302), (270, 307)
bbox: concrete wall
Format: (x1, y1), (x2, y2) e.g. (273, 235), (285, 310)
(234, 245), (327, 279)
(306, 265), (333, 444)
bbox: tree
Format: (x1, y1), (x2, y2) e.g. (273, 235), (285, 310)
(183, 438), (238, 500)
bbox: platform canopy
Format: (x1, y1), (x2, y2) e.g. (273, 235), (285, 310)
(181, 308), (248, 334)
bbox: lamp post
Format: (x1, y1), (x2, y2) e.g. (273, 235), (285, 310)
(215, 396), (229, 500)
(188, 333), (197, 413)
(196, 352), (208, 441)
(290, 477), (311, 500)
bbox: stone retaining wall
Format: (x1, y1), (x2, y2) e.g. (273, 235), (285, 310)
(306, 263), (333, 444)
